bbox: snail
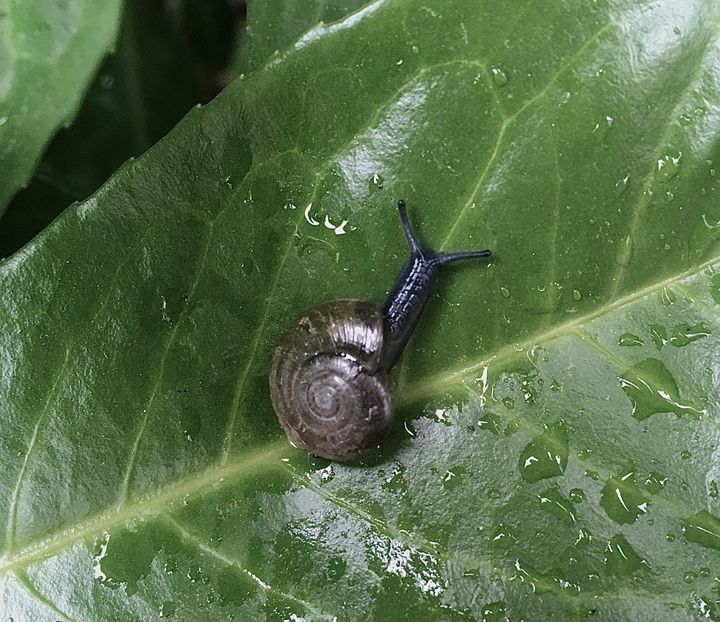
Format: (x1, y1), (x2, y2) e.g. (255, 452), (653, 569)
(269, 200), (491, 461)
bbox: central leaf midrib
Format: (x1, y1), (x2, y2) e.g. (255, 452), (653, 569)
(0, 438), (289, 577)
(400, 254), (720, 402)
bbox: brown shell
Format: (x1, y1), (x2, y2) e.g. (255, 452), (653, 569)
(269, 299), (393, 461)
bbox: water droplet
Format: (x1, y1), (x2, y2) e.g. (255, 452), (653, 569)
(605, 534), (647, 575)
(649, 324), (668, 350)
(592, 115), (615, 143)
(669, 322), (711, 347)
(644, 471), (668, 494)
(618, 333), (643, 347)
(665, 191), (675, 202)
(160, 289), (187, 327)
(487, 487), (502, 499)
(500, 286), (511, 298)
(710, 481), (719, 498)
(501, 396), (515, 409)
(217, 566), (257, 604)
(615, 235), (632, 266)
(160, 601), (176, 618)
(615, 176), (631, 195)
(442, 466), (467, 491)
(479, 411), (503, 434)
(684, 571), (698, 583)
(600, 463), (650, 524)
(569, 488), (585, 503)
(490, 522), (517, 546)
(710, 274), (720, 304)
(660, 287), (676, 305)
(368, 172), (384, 192)
(585, 469), (600, 481)
(666, 532), (676, 542)
(94, 527), (159, 595)
(577, 448), (592, 461)
(700, 567), (711, 577)
(572, 289), (582, 301)
(481, 601), (507, 622)
(575, 527), (592, 548)
(504, 420), (520, 436)
(491, 66), (508, 86)
(550, 379), (561, 392)
(683, 511), (720, 550)
(620, 358), (703, 420)
(681, 449), (691, 460)
(518, 421), (569, 483)
(538, 487), (576, 525)
(656, 152), (683, 184)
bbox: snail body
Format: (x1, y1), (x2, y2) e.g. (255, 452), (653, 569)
(270, 200), (490, 461)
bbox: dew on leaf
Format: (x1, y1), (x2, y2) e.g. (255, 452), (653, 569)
(683, 511), (720, 550)
(575, 527), (592, 548)
(490, 66), (508, 86)
(537, 487), (576, 525)
(500, 286), (511, 298)
(615, 176), (631, 195)
(656, 152), (683, 184)
(684, 571), (698, 584)
(572, 289), (582, 301)
(487, 488), (502, 500)
(368, 172), (384, 192)
(569, 488), (585, 503)
(615, 234), (632, 266)
(618, 332), (643, 347)
(644, 471), (668, 494)
(681, 450), (691, 460)
(479, 411), (503, 434)
(585, 470), (600, 481)
(160, 601), (176, 618)
(710, 481), (719, 498)
(518, 421), (569, 483)
(649, 324), (668, 350)
(669, 322), (711, 347)
(600, 463), (650, 524)
(666, 532), (676, 542)
(604, 534), (647, 576)
(442, 466), (467, 491)
(619, 358), (703, 420)
(215, 566), (256, 605)
(660, 287), (676, 305)
(481, 601), (507, 622)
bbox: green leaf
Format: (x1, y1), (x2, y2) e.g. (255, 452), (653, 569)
(0, 0), (124, 215)
(3, 1), (720, 619)
(241, 0), (366, 70)
(0, 0), (208, 257)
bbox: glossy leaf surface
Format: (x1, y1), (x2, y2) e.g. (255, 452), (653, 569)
(0, 0), (123, 214)
(2, 1), (720, 619)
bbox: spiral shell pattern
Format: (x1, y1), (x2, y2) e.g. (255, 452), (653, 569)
(270, 300), (393, 461)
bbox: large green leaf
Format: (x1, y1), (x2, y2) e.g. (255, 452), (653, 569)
(3, 0), (720, 619)
(0, 0), (124, 215)
(241, 0), (365, 71)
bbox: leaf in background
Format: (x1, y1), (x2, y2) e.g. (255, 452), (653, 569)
(0, 0), (123, 215)
(3, 0), (720, 619)
(0, 0), (209, 257)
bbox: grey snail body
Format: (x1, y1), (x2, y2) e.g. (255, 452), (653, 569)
(270, 200), (491, 461)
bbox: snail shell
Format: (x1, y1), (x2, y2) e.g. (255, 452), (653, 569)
(269, 200), (490, 461)
(269, 299), (393, 461)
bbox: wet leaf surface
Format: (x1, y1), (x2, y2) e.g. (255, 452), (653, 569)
(3, 1), (720, 619)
